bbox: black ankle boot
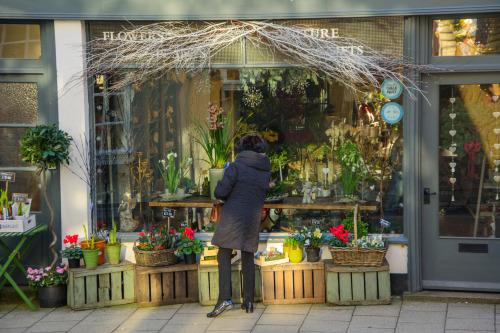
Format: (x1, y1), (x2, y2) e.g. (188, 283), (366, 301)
(206, 299), (234, 318)
(240, 302), (254, 313)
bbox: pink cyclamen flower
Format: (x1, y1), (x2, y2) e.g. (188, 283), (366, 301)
(35, 276), (41, 281)
(56, 267), (64, 274)
(45, 267), (51, 271)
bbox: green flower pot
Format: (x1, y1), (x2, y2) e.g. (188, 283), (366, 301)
(289, 247), (303, 263)
(82, 248), (99, 269)
(105, 244), (122, 265)
(209, 168), (225, 200)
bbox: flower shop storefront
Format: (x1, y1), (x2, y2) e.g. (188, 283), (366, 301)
(87, 18), (408, 293)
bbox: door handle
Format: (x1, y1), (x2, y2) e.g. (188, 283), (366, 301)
(424, 188), (437, 195)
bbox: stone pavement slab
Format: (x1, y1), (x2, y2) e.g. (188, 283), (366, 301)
(1, 297), (499, 333)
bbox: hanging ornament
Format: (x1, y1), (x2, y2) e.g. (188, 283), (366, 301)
(448, 94), (457, 201)
(243, 86), (263, 107)
(492, 95), (499, 200)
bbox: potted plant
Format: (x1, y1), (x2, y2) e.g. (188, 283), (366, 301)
(79, 221), (106, 264)
(299, 226), (325, 262)
(20, 124), (72, 268)
(190, 103), (247, 199)
(61, 234), (83, 268)
(81, 224), (99, 269)
(175, 227), (204, 265)
(104, 222), (121, 264)
(336, 140), (366, 201)
(287, 231), (305, 263)
(26, 263), (68, 308)
(158, 152), (193, 201)
(282, 236), (292, 255)
(133, 226), (178, 266)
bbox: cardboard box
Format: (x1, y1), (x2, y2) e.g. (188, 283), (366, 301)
(0, 215), (36, 233)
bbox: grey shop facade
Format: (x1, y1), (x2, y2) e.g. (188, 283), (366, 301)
(0, 0), (500, 294)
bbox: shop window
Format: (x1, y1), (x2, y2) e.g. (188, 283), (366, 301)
(94, 68), (404, 235)
(0, 81), (41, 211)
(433, 17), (500, 56)
(0, 24), (41, 59)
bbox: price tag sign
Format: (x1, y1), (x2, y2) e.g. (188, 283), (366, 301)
(380, 219), (391, 228)
(180, 221), (188, 227)
(12, 193), (28, 203)
(0, 172), (15, 182)
(311, 219), (323, 226)
(163, 208), (175, 218)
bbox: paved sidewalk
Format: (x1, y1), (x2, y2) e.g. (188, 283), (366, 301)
(0, 298), (498, 333)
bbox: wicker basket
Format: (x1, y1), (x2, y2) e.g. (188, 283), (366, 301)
(133, 241), (178, 267)
(328, 204), (387, 266)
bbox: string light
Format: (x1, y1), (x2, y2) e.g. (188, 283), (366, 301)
(449, 90), (457, 202)
(493, 94), (500, 200)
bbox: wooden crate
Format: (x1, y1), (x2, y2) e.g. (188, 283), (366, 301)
(67, 261), (135, 310)
(135, 261), (199, 307)
(199, 248), (238, 266)
(262, 261), (325, 305)
(325, 259), (391, 305)
(198, 261), (262, 305)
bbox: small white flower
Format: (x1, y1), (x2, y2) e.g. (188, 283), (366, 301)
(159, 159), (166, 166)
(186, 157), (193, 165)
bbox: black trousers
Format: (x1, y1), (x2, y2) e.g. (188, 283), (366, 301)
(217, 247), (254, 303)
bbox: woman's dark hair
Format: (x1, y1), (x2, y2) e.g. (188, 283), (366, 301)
(237, 133), (267, 153)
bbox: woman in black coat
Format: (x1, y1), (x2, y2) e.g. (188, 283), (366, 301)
(207, 133), (271, 318)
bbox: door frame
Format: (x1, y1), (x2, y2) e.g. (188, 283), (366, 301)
(420, 72), (500, 292)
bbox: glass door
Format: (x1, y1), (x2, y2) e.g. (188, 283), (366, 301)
(422, 73), (500, 291)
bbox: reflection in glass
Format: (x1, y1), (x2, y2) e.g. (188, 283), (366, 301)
(439, 84), (500, 238)
(0, 127), (30, 167)
(0, 24), (41, 59)
(0, 171), (41, 211)
(94, 69), (404, 234)
(0, 83), (38, 124)
(433, 17), (500, 56)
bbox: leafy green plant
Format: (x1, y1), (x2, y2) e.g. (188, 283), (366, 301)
(82, 224), (97, 250)
(190, 104), (247, 169)
(108, 222), (120, 245)
(61, 235), (83, 259)
(0, 189), (8, 214)
(175, 227), (204, 256)
(337, 140), (366, 196)
(20, 124), (72, 268)
(341, 210), (369, 238)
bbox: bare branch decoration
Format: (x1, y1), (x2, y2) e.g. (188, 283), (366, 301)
(83, 21), (431, 99)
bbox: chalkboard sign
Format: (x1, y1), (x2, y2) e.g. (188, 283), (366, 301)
(163, 208), (175, 218)
(12, 193), (28, 203)
(311, 218), (322, 226)
(0, 172), (15, 182)
(380, 219), (391, 228)
(180, 221), (188, 227)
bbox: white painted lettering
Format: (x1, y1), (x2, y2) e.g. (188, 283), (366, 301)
(103, 32), (111, 40)
(331, 28), (339, 37)
(320, 29), (329, 38)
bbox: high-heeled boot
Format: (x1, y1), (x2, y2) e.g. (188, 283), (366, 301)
(206, 299), (234, 318)
(240, 302), (254, 313)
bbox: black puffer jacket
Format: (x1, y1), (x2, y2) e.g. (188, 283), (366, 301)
(211, 150), (271, 253)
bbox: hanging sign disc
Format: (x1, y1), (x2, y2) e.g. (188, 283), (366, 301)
(381, 78), (403, 100)
(381, 102), (403, 124)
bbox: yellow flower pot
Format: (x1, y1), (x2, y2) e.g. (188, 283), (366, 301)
(289, 246), (303, 263)
(282, 243), (289, 255)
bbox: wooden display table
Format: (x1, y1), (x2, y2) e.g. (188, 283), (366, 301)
(324, 259), (391, 305)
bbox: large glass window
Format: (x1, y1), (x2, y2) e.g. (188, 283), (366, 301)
(90, 19), (404, 235)
(433, 17), (500, 56)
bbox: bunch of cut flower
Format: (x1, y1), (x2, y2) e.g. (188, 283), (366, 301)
(137, 226), (177, 251)
(26, 263), (68, 288)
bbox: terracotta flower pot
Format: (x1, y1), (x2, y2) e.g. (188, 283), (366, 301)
(80, 239), (106, 265)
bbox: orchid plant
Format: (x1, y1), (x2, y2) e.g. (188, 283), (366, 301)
(158, 152), (192, 195)
(190, 103), (247, 169)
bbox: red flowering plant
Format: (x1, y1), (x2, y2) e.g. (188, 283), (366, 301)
(136, 226), (177, 251)
(175, 227), (204, 257)
(328, 225), (353, 247)
(61, 234), (83, 260)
